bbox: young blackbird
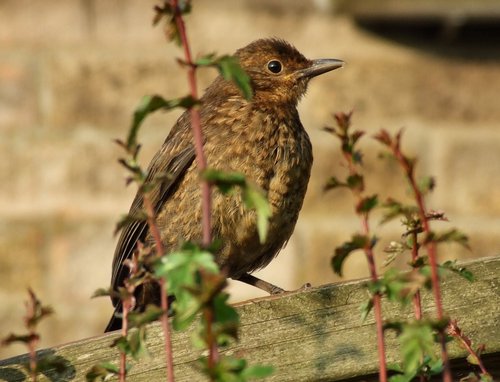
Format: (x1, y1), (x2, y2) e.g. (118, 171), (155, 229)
(106, 38), (343, 332)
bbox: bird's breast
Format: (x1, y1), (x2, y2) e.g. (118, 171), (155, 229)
(212, 109), (313, 276)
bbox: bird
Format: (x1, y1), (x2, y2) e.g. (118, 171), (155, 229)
(105, 38), (343, 332)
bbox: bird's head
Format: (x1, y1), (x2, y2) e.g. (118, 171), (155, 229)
(235, 38), (343, 107)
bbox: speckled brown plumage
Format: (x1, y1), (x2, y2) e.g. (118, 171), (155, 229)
(106, 38), (343, 332)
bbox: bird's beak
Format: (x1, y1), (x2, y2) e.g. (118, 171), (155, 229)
(298, 58), (344, 79)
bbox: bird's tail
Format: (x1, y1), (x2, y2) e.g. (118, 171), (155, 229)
(104, 302), (123, 333)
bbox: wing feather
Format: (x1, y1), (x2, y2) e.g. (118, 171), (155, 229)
(110, 142), (195, 304)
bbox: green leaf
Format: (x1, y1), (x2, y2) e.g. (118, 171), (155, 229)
(213, 294), (239, 325)
(212, 293), (239, 343)
(332, 234), (368, 276)
(441, 260), (475, 282)
(242, 185), (271, 244)
(85, 362), (120, 381)
(356, 194), (378, 214)
(112, 335), (130, 353)
(360, 298), (374, 322)
(195, 54), (253, 100)
(466, 353), (480, 366)
(216, 56), (253, 100)
(241, 364), (274, 379)
(428, 358), (443, 374)
(387, 363), (404, 373)
(480, 374), (494, 382)
(380, 198), (419, 225)
(128, 304), (164, 327)
(128, 95), (198, 151)
(203, 169), (246, 194)
(418, 176), (435, 195)
(90, 288), (113, 298)
(347, 174), (364, 193)
(399, 322), (436, 375)
(155, 244), (219, 294)
(323, 176), (346, 192)
(155, 244), (219, 330)
(128, 327), (148, 360)
(425, 229), (470, 250)
(389, 374), (414, 382)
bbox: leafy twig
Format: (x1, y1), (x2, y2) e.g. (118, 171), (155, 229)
(165, 0), (218, 372)
(325, 111), (387, 382)
(374, 129), (452, 382)
(1, 289), (54, 382)
(448, 320), (491, 379)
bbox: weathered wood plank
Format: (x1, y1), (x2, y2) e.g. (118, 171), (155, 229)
(1, 256), (499, 381)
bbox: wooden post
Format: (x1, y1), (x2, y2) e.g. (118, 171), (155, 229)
(1, 256), (499, 381)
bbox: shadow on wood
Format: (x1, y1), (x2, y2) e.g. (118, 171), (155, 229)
(1, 256), (499, 381)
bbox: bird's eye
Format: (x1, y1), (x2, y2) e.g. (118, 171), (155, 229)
(267, 60), (283, 74)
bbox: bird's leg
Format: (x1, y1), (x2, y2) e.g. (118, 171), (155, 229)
(235, 273), (285, 295)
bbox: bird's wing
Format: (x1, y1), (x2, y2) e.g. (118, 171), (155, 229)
(110, 142), (195, 302)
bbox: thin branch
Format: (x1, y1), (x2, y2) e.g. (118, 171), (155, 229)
(119, 300), (130, 382)
(410, 231), (423, 320)
(448, 320), (491, 378)
(25, 295), (38, 382)
(361, 215), (387, 382)
(169, 1), (218, 374)
(143, 196), (175, 382)
(392, 144), (452, 382)
(170, 0), (212, 246)
(339, 133), (387, 382)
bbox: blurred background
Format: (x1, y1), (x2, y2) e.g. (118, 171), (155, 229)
(1, 0), (500, 359)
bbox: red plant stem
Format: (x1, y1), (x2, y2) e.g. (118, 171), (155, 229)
(343, 145), (387, 382)
(410, 233), (425, 382)
(454, 334), (489, 376)
(143, 196), (175, 382)
(120, 301), (130, 382)
(361, 215), (387, 382)
(203, 308), (219, 381)
(26, 298), (38, 382)
(169, 0), (219, 372)
(159, 279), (175, 381)
(411, 231), (423, 320)
(170, 0), (211, 247)
(29, 339), (37, 382)
(393, 149), (452, 382)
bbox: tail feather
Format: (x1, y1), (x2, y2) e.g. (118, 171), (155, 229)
(104, 302), (123, 333)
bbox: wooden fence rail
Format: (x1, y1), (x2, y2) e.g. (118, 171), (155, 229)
(1, 256), (499, 381)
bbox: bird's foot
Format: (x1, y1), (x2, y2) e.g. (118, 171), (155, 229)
(234, 274), (312, 295)
(235, 273), (284, 295)
(297, 282), (312, 291)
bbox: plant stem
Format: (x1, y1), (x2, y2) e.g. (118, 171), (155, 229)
(120, 301), (129, 382)
(169, 0), (219, 372)
(394, 149), (452, 382)
(361, 215), (387, 382)
(203, 308), (219, 381)
(26, 297), (38, 382)
(410, 231), (423, 320)
(342, 137), (387, 382)
(170, 0), (212, 247)
(410, 232), (424, 382)
(449, 324), (489, 376)
(143, 196), (175, 382)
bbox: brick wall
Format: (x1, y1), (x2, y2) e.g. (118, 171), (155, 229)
(1, 0), (499, 358)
